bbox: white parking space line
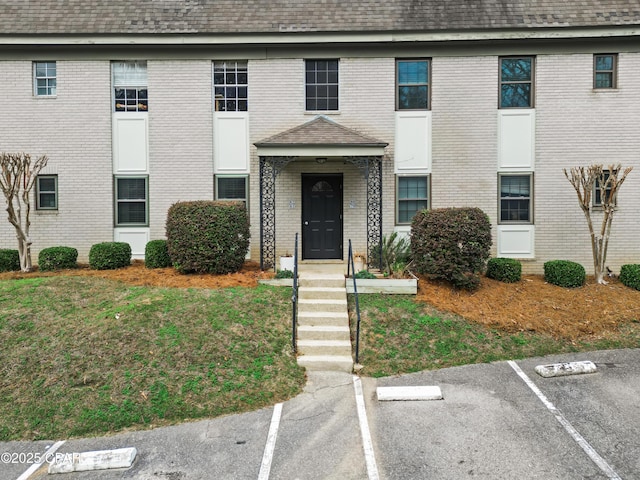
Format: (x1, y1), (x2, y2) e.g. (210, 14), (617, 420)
(508, 360), (622, 480)
(353, 376), (380, 480)
(16, 440), (65, 480)
(257, 402), (283, 480)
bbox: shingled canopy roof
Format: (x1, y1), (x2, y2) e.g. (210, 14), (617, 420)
(1, 0), (639, 35)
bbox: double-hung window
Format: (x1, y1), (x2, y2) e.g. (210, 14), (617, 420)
(499, 174), (533, 223)
(594, 54), (617, 89)
(305, 59), (339, 111)
(499, 57), (534, 108)
(34, 62), (56, 96)
(36, 175), (58, 210)
(112, 61), (148, 112)
(594, 169), (615, 207)
(396, 59), (430, 110)
(115, 176), (148, 226)
(213, 61), (248, 112)
(396, 176), (429, 224)
(215, 175), (249, 209)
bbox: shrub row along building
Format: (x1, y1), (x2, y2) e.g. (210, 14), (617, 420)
(1, 1), (639, 273)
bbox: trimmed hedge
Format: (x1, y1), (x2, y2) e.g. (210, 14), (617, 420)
(145, 239), (171, 269)
(620, 264), (640, 291)
(89, 242), (132, 270)
(544, 260), (585, 288)
(166, 201), (250, 274)
(411, 207), (492, 290)
(38, 246), (78, 271)
(486, 258), (522, 283)
(0, 249), (20, 272)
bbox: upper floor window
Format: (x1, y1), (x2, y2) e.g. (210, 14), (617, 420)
(396, 59), (430, 110)
(34, 62), (56, 96)
(499, 174), (533, 223)
(499, 57), (534, 108)
(594, 54), (617, 89)
(305, 59), (339, 111)
(36, 175), (58, 210)
(214, 61), (248, 112)
(396, 175), (429, 224)
(112, 61), (148, 112)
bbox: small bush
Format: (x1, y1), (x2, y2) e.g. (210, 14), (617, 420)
(166, 201), (250, 274)
(411, 207), (492, 290)
(0, 249), (20, 272)
(544, 260), (585, 288)
(354, 270), (377, 279)
(275, 269), (295, 279)
(486, 258), (522, 283)
(89, 242), (132, 270)
(620, 264), (640, 291)
(38, 246), (78, 271)
(145, 240), (171, 269)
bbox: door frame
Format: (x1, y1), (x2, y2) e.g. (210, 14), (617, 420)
(301, 173), (343, 260)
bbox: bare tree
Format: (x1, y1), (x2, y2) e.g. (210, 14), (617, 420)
(0, 152), (49, 272)
(564, 163), (632, 284)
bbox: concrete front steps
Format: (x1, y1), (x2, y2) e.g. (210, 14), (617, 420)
(296, 272), (354, 373)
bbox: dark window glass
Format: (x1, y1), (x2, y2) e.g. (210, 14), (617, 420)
(397, 60), (429, 110)
(500, 175), (531, 222)
(116, 177), (147, 225)
(397, 176), (428, 224)
(500, 57), (534, 108)
(213, 61), (248, 112)
(594, 54), (616, 89)
(305, 59), (339, 111)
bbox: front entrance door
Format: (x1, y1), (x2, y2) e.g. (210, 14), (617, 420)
(302, 174), (343, 260)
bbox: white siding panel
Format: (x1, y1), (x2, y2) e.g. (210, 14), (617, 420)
(497, 225), (535, 259)
(114, 228), (150, 259)
(498, 110), (535, 171)
(395, 111), (431, 173)
(113, 114), (149, 173)
(214, 113), (250, 172)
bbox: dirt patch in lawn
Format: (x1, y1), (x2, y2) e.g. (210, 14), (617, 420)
(417, 273), (640, 340)
(3, 262), (640, 340)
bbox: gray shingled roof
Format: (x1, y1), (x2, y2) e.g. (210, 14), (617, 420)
(0, 1), (639, 35)
(255, 116), (387, 147)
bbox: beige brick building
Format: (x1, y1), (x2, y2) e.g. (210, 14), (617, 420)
(1, 1), (639, 273)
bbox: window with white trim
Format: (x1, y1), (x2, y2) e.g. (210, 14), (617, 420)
(112, 61), (148, 112)
(396, 59), (430, 110)
(305, 59), (339, 111)
(36, 175), (58, 210)
(499, 57), (535, 108)
(396, 176), (429, 224)
(115, 176), (148, 226)
(213, 61), (248, 112)
(594, 54), (617, 89)
(33, 62), (56, 96)
(215, 175), (248, 209)
(499, 174), (533, 223)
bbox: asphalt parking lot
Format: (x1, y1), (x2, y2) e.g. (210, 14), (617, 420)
(2, 348), (639, 479)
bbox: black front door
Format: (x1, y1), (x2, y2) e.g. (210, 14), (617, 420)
(302, 174), (343, 259)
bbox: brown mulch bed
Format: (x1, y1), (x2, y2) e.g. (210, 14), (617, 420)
(417, 274), (640, 340)
(2, 262), (640, 340)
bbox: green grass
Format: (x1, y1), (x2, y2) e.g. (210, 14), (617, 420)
(0, 277), (305, 441)
(350, 294), (640, 378)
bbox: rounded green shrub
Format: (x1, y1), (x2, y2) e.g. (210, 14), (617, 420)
(619, 264), (640, 291)
(0, 249), (20, 272)
(89, 242), (132, 270)
(145, 239), (171, 269)
(166, 201), (250, 274)
(38, 246), (78, 271)
(544, 260), (585, 288)
(275, 269), (295, 279)
(486, 257), (522, 283)
(411, 207), (492, 290)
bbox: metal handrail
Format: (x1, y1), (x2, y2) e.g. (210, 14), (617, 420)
(347, 239), (363, 365)
(292, 233), (299, 354)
